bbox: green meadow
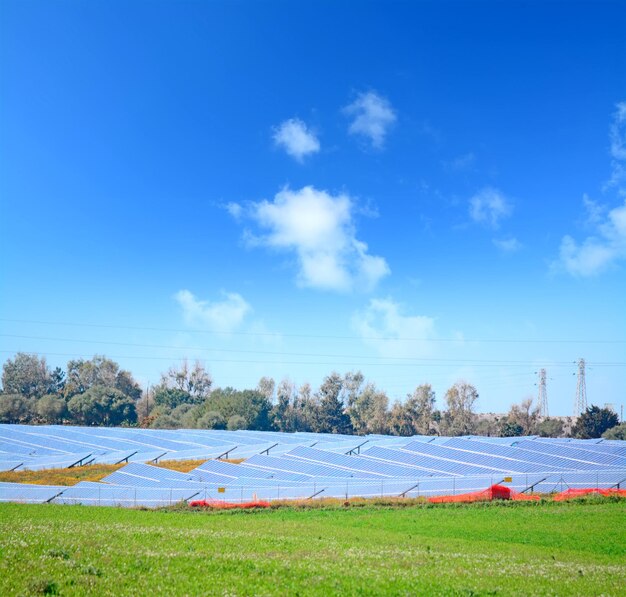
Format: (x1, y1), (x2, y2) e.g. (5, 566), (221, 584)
(1, 500), (624, 596)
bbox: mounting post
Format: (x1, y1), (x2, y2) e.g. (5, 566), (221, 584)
(260, 443), (279, 455)
(346, 440), (369, 455)
(399, 483), (420, 498)
(307, 488), (325, 499)
(521, 477), (548, 494)
(68, 454), (93, 468)
(217, 446), (238, 460)
(150, 452), (168, 464)
(115, 451), (138, 465)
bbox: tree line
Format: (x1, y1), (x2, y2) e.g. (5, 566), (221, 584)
(0, 352), (623, 439)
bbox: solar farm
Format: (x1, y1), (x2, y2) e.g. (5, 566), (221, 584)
(2, 425), (626, 595)
(1, 424), (625, 507)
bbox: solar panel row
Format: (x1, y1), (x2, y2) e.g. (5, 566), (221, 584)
(1, 426), (624, 507)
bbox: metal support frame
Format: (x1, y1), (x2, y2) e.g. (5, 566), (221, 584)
(45, 489), (66, 504)
(68, 454), (93, 468)
(520, 477), (548, 494)
(346, 440), (369, 455)
(398, 482), (420, 498)
(150, 452), (168, 464)
(217, 446), (238, 460)
(115, 451), (138, 465)
(260, 443), (279, 455)
(307, 488), (325, 499)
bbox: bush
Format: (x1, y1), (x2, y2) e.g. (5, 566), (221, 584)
(602, 422), (626, 440)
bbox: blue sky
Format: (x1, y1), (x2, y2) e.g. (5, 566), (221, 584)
(1, 0), (625, 416)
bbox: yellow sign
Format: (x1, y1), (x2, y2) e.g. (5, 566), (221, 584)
(217, 487), (226, 493)
(503, 477), (512, 483)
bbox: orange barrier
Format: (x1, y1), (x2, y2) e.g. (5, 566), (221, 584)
(552, 488), (626, 501)
(189, 499), (271, 509)
(428, 484), (540, 504)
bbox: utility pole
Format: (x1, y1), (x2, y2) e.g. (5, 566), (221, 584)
(537, 368), (548, 417)
(146, 383), (150, 419)
(574, 358), (587, 417)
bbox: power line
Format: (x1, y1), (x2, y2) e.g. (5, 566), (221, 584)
(4, 333), (625, 366)
(1, 349), (624, 368)
(1, 318), (624, 344)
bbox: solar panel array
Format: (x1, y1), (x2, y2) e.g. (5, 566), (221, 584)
(1, 424), (624, 507)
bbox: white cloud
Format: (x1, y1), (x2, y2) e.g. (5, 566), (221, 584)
(226, 202), (243, 219)
(246, 185), (390, 292)
(493, 237), (522, 252)
(174, 290), (251, 333)
(556, 200), (626, 276)
(606, 102), (626, 195)
(582, 194), (605, 226)
(352, 298), (437, 359)
(469, 187), (513, 229)
(273, 118), (320, 162)
(343, 91), (396, 148)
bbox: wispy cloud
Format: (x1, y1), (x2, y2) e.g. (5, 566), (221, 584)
(554, 102), (626, 276)
(352, 298), (437, 359)
(493, 237), (522, 253)
(469, 187), (513, 229)
(554, 199), (626, 276)
(174, 290), (251, 333)
(237, 186), (390, 292)
(273, 118), (320, 162)
(445, 152), (476, 172)
(605, 102), (626, 195)
(582, 194), (606, 226)
(343, 91), (396, 149)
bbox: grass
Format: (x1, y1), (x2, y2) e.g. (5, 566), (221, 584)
(1, 499), (624, 596)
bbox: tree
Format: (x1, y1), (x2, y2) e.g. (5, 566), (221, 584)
(65, 356), (141, 400)
(203, 388), (272, 431)
(536, 418), (564, 438)
(293, 382), (321, 432)
(602, 422), (626, 440)
(404, 384), (436, 435)
(316, 372), (352, 434)
(227, 414), (247, 430)
(1, 353), (54, 398)
(153, 387), (194, 410)
(347, 382), (389, 435)
(272, 378), (297, 432)
(35, 394), (67, 424)
(505, 397), (539, 435)
(196, 410), (226, 430)
(67, 385), (137, 426)
(256, 377), (275, 401)
(571, 405), (619, 439)
(158, 360), (212, 402)
(441, 381), (478, 436)
(500, 421), (523, 437)
(388, 400), (413, 436)
(0, 394), (33, 423)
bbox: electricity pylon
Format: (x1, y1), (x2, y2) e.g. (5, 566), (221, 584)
(537, 368), (548, 417)
(574, 358), (587, 416)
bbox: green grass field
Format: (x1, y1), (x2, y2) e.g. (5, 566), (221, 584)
(1, 500), (625, 596)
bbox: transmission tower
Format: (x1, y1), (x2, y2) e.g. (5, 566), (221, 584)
(574, 358), (587, 416)
(537, 368), (548, 417)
